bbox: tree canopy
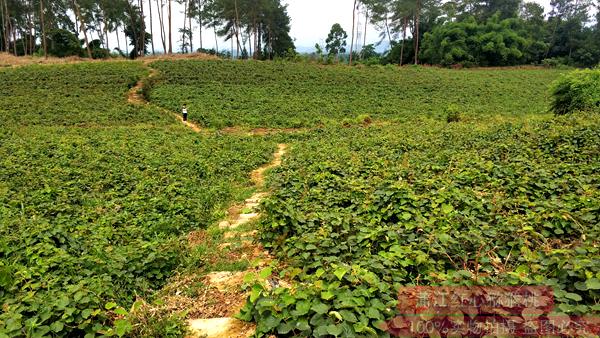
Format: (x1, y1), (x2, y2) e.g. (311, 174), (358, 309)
(325, 23), (348, 57)
(358, 0), (600, 67)
(0, 0), (294, 59)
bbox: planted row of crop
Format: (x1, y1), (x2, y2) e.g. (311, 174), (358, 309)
(243, 114), (600, 336)
(148, 60), (564, 129)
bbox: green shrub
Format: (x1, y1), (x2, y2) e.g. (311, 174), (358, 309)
(550, 68), (600, 115)
(445, 103), (463, 122)
(542, 57), (568, 68)
(47, 29), (82, 57)
(355, 114), (372, 125)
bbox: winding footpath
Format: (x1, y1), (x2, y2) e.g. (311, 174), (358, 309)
(188, 144), (287, 338)
(128, 67), (288, 337)
(127, 67), (202, 133)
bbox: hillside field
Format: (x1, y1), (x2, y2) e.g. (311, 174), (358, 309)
(1, 60), (599, 337)
(149, 60), (564, 128)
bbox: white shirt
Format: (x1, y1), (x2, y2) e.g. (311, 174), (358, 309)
(182, 108), (188, 115)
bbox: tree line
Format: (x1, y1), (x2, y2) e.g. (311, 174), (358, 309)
(0, 0), (294, 59)
(2, 0), (599, 67)
(325, 0), (599, 67)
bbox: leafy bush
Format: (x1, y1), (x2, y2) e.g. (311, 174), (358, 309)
(47, 29), (82, 57)
(542, 57), (568, 68)
(550, 68), (600, 115)
(421, 15), (530, 67)
(445, 104), (463, 122)
(355, 114), (372, 125)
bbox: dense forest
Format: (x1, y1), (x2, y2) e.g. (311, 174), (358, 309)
(0, 0), (599, 66)
(332, 0), (599, 67)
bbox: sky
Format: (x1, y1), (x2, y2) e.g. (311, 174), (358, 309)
(109, 0), (553, 55)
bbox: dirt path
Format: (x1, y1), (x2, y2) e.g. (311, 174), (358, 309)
(127, 64), (311, 137)
(188, 144), (288, 338)
(127, 67), (203, 133)
(126, 61), (296, 336)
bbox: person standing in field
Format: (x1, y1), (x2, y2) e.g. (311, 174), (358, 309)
(182, 104), (188, 122)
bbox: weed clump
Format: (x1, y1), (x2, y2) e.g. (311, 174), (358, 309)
(445, 104), (463, 123)
(550, 68), (600, 115)
(356, 114), (373, 125)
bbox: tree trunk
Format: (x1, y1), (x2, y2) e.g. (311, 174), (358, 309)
(189, 1), (193, 52)
(257, 25), (261, 58)
(73, 0), (92, 58)
(116, 24), (121, 52)
(28, 1), (35, 54)
(22, 29), (27, 55)
(11, 23), (16, 56)
(40, 0), (47, 58)
(102, 9), (109, 50)
(182, 0), (188, 52)
(349, 0), (357, 65)
(247, 32), (251, 57)
(140, 0), (145, 56)
(251, 24), (255, 59)
(4, 0), (14, 55)
(400, 16), (407, 66)
(234, 0), (242, 57)
(414, 0), (420, 65)
(384, 15), (392, 47)
(214, 25), (218, 54)
(168, 0), (172, 53)
(0, 0), (5, 52)
(126, 1), (139, 57)
(269, 27), (273, 58)
(198, 0), (202, 49)
(362, 9), (368, 58)
(149, 0), (155, 54)
(156, 0), (166, 52)
(124, 25), (129, 55)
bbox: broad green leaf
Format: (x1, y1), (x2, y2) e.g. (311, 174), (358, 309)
(311, 303), (330, 314)
(250, 284), (263, 303)
(259, 267), (273, 279)
(50, 321), (64, 333)
(321, 291), (335, 300)
(339, 309), (358, 322)
(565, 293), (582, 302)
(586, 278), (600, 290)
(114, 307), (128, 316)
(114, 319), (132, 337)
(277, 322), (294, 334)
(334, 266), (350, 280)
(441, 204), (454, 214)
(263, 315), (281, 330)
(326, 324), (343, 336)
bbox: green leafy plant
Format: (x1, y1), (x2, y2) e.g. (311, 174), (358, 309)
(550, 68), (600, 115)
(246, 115), (600, 336)
(445, 104), (463, 122)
